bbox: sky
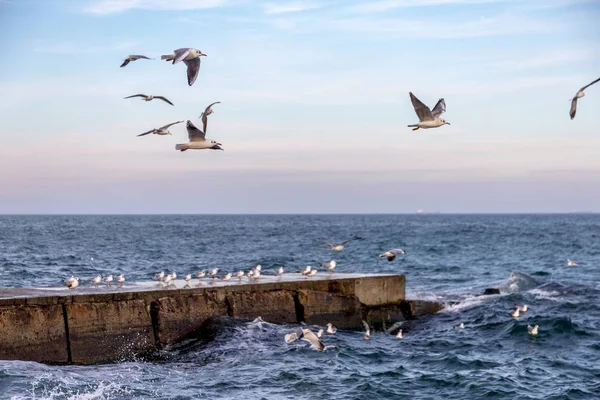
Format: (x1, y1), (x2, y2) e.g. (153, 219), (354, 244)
(0, 0), (599, 214)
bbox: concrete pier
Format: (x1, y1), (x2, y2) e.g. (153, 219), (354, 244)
(0, 273), (442, 364)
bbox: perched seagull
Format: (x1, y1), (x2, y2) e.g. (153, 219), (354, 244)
(196, 270), (206, 279)
(319, 240), (351, 252)
(527, 324), (539, 336)
(90, 275), (102, 287)
(316, 329), (324, 338)
(516, 305), (528, 313)
(154, 271), (165, 281)
(124, 94), (174, 106)
(362, 320), (371, 341)
(163, 273), (174, 285)
(253, 265), (262, 273)
(276, 266), (284, 278)
(306, 269), (318, 278)
(326, 323), (337, 335)
(379, 249), (406, 262)
(161, 48), (207, 86)
(120, 54), (151, 68)
(117, 274), (125, 286)
(511, 308), (520, 318)
(252, 270), (261, 280)
(318, 260), (337, 273)
(172, 272), (177, 280)
(247, 270), (255, 279)
(104, 275), (113, 286)
(567, 259), (578, 267)
(175, 120), (223, 152)
(298, 266), (312, 275)
(209, 268), (219, 279)
(138, 120), (183, 137)
(184, 274), (192, 284)
(396, 330), (403, 339)
(218, 273), (232, 282)
(199, 101), (221, 133)
(234, 270), (245, 281)
(570, 77), (600, 119)
(64, 276), (79, 289)
(407, 92), (450, 131)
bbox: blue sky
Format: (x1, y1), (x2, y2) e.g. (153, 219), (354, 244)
(0, 0), (599, 213)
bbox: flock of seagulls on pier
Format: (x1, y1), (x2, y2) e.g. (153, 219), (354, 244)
(115, 47), (598, 156)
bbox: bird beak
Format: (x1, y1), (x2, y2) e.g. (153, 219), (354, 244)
(201, 53), (207, 57)
(446, 122), (451, 125)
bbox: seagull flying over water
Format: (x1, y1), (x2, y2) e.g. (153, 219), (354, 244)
(199, 101), (221, 133)
(138, 120), (183, 137)
(124, 94), (174, 106)
(120, 54), (151, 68)
(379, 248), (406, 262)
(567, 259), (578, 267)
(362, 320), (371, 340)
(161, 48), (207, 86)
(570, 77), (600, 120)
(175, 120), (223, 152)
(527, 324), (539, 336)
(319, 240), (351, 252)
(407, 92), (450, 131)
(510, 308), (520, 318)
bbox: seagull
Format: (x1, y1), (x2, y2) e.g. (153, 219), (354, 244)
(161, 48), (207, 86)
(138, 120), (183, 137)
(64, 276), (79, 289)
(396, 329), (403, 339)
(199, 101), (221, 133)
(300, 328), (325, 351)
(120, 54), (151, 68)
(90, 275), (102, 287)
(306, 269), (318, 278)
(124, 94), (174, 106)
(247, 270), (255, 279)
(172, 272), (177, 280)
(407, 92), (450, 131)
(154, 271), (165, 281)
(209, 268), (219, 279)
(253, 265), (262, 272)
(218, 273), (232, 282)
(527, 324), (539, 336)
(117, 274), (125, 286)
(511, 308), (520, 318)
(276, 266), (284, 278)
(567, 259), (578, 267)
(459, 322), (465, 329)
(196, 270), (206, 279)
(298, 266), (312, 275)
(285, 327), (303, 344)
(362, 320), (371, 340)
(234, 270), (245, 281)
(104, 275), (113, 286)
(316, 329), (324, 338)
(184, 274), (192, 284)
(516, 305), (528, 313)
(175, 120), (223, 152)
(163, 273), (174, 285)
(318, 260), (336, 273)
(319, 240), (351, 252)
(570, 77), (600, 119)
(379, 248), (406, 262)
(326, 323), (337, 335)
(252, 270), (261, 280)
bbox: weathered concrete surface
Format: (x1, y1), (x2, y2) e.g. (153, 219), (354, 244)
(227, 290), (297, 324)
(153, 292), (228, 346)
(66, 300), (154, 363)
(0, 304), (68, 363)
(298, 289), (363, 328)
(401, 300), (445, 318)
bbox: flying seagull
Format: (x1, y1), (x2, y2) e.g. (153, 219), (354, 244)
(527, 324), (539, 336)
(319, 240), (351, 252)
(570, 77), (600, 120)
(124, 94), (174, 106)
(567, 259), (578, 267)
(362, 320), (371, 340)
(161, 48), (207, 86)
(138, 120), (183, 137)
(285, 327), (326, 350)
(199, 101), (221, 133)
(175, 120), (223, 151)
(379, 248), (406, 262)
(407, 92), (450, 131)
(120, 55), (151, 68)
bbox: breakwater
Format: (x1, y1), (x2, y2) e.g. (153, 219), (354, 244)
(0, 273), (442, 364)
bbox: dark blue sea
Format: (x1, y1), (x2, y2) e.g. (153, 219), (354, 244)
(1, 214), (599, 399)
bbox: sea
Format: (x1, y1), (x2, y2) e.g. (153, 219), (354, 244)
(0, 214), (599, 399)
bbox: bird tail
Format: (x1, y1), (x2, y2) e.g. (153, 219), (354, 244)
(175, 144), (189, 152)
(161, 54), (174, 61)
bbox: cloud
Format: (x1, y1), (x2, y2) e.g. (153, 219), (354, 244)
(262, 1), (323, 14)
(84, 0), (228, 15)
(347, 0), (512, 13)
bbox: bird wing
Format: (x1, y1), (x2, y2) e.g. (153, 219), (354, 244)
(186, 120), (206, 142)
(154, 96), (174, 106)
(580, 76), (600, 91)
(173, 48), (192, 64)
(285, 327), (304, 343)
(362, 320), (371, 336)
(124, 94), (147, 99)
(570, 97), (578, 120)
(160, 120), (184, 130)
(431, 98), (446, 118)
(202, 102), (221, 133)
(184, 57), (201, 86)
(120, 59), (131, 68)
(409, 92), (434, 122)
(131, 55), (151, 60)
(301, 329), (325, 351)
(318, 243), (334, 248)
(137, 129), (155, 137)
(340, 240), (351, 245)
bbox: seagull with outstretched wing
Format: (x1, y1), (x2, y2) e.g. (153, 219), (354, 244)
(570, 77), (600, 120)
(407, 92), (450, 131)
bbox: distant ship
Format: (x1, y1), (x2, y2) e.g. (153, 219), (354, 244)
(416, 209), (440, 214)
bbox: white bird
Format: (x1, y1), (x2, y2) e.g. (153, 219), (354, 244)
(161, 48), (207, 86)
(316, 329), (324, 338)
(104, 275), (113, 286)
(138, 120), (183, 137)
(117, 274), (125, 286)
(184, 274), (192, 284)
(319, 240), (351, 252)
(516, 305), (528, 313)
(154, 271), (165, 281)
(90, 275), (102, 287)
(379, 248), (406, 262)
(318, 260), (337, 273)
(567, 259), (578, 267)
(284, 328), (302, 344)
(407, 92), (450, 131)
(253, 265), (262, 273)
(511, 308), (520, 318)
(172, 272), (177, 280)
(218, 273), (232, 281)
(362, 320), (371, 340)
(247, 270), (255, 279)
(276, 266), (284, 277)
(175, 120), (223, 152)
(396, 329), (403, 339)
(209, 268), (219, 279)
(252, 270), (261, 280)
(298, 266), (311, 275)
(124, 94), (174, 106)
(306, 269), (317, 278)
(234, 270), (245, 281)
(198, 101), (221, 133)
(196, 270), (206, 279)
(570, 77), (600, 120)
(300, 328), (325, 351)
(326, 323), (337, 335)
(64, 276), (79, 289)
(163, 274), (173, 285)
(527, 324), (539, 336)
(120, 54), (151, 68)
(459, 323), (465, 329)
